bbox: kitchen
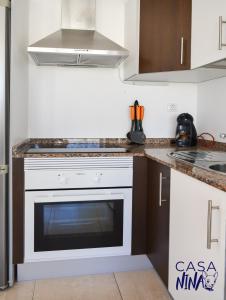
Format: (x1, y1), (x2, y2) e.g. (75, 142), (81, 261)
(2, 0), (226, 299)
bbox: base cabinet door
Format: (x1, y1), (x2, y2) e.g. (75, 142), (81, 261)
(169, 169), (226, 300)
(147, 159), (170, 287)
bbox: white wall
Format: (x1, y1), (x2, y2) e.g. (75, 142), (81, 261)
(96, 0), (125, 45)
(197, 77), (226, 142)
(10, 0), (29, 286)
(11, 0), (29, 144)
(28, 66), (197, 138)
(28, 0), (198, 139)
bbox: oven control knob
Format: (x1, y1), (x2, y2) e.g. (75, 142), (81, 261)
(58, 174), (68, 185)
(93, 173), (102, 183)
(93, 176), (100, 183)
(60, 177), (67, 184)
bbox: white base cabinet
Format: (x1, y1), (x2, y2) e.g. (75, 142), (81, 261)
(169, 169), (226, 300)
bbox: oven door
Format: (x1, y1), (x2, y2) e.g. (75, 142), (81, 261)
(25, 188), (132, 262)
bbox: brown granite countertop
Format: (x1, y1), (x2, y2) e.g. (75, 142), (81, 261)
(12, 138), (174, 158)
(145, 147), (226, 193)
(12, 138), (226, 192)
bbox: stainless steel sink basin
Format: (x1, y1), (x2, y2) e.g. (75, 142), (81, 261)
(209, 164), (226, 173)
(168, 150), (226, 175)
(168, 150), (226, 162)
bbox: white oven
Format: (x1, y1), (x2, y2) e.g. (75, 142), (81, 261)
(24, 157), (133, 262)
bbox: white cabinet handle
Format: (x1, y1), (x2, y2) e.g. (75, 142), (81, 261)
(159, 172), (167, 207)
(219, 16), (226, 50)
(207, 200), (220, 249)
(180, 37), (184, 65)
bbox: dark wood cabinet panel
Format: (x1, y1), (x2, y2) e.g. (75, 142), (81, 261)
(132, 157), (148, 255)
(147, 159), (170, 287)
(13, 158), (24, 264)
(139, 0), (192, 73)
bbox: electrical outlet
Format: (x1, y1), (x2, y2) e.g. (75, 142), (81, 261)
(220, 133), (226, 139)
(167, 103), (178, 112)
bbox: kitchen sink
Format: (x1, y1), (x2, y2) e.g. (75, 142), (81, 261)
(209, 164), (226, 173)
(168, 150), (226, 175)
(168, 150), (226, 162)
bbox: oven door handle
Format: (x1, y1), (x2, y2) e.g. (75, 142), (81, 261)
(34, 193), (125, 203)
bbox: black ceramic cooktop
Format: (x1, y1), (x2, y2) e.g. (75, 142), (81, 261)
(26, 143), (129, 153)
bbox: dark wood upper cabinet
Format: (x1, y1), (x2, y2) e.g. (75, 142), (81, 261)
(139, 0), (191, 73)
(147, 159), (170, 287)
(122, 0), (226, 83)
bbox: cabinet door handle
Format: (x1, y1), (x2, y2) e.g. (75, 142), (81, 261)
(159, 172), (167, 207)
(207, 200), (220, 249)
(219, 16), (226, 50)
(180, 37), (184, 65)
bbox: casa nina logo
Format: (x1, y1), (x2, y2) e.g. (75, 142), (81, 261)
(176, 261), (218, 292)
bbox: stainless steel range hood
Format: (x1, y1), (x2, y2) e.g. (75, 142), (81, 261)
(28, 29), (129, 67)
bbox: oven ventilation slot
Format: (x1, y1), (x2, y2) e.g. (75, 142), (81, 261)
(24, 157), (133, 170)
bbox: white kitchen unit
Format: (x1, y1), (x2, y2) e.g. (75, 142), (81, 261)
(24, 157), (133, 262)
(169, 169), (226, 300)
(121, 0), (226, 83)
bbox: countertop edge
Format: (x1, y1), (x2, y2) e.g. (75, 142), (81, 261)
(12, 139), (226, 193)
(145, 151), (226, 193)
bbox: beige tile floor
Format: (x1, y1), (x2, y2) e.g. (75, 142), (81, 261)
(0, 269), (171, 300)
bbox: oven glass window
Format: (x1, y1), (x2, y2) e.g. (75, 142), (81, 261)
(34, 200), (123, 252)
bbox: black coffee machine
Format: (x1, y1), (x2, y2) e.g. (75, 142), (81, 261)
(176, 113), (197, 147)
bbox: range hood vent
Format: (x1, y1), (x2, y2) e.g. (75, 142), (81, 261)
(28, 29), (129, 67)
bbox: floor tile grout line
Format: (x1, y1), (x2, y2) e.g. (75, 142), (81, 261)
(113, 273), (124, 300)
(32, 280), (36, 300)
